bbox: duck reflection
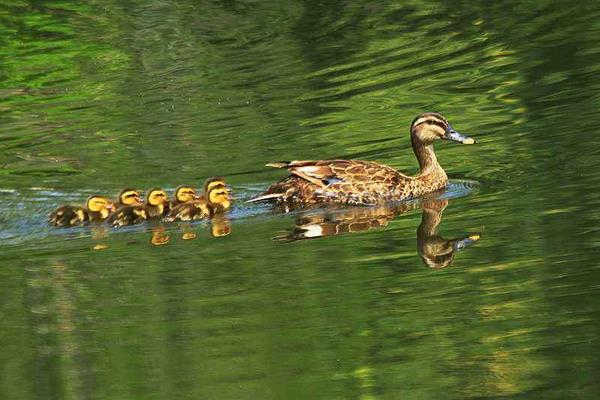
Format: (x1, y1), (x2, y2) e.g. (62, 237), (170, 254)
(278, 198), (480, 269)
(417, 200), (480, 269)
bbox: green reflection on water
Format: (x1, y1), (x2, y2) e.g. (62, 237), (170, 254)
(1, 0), (600, 399)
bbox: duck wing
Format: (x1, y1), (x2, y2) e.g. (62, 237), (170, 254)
(267, 159), (409, 186)
(247, 159), (410, 204)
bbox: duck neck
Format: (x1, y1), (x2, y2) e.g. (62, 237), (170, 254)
(411, 135), (444, 177)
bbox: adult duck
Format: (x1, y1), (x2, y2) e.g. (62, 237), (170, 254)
(248, 112), (475, 206)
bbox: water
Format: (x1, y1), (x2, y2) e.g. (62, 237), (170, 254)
(1, 1), (600, 398)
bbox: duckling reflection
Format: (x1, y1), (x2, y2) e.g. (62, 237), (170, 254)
(150, 226), (170, 246)
(147, 216), (232, 244)
(91, 226), (109, 250)
(277, 199), (480, 269)
(210, 215), (231, 237)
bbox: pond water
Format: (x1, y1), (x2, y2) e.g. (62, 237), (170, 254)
(2, 1), (600, 399)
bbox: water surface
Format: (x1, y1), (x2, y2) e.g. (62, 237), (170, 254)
(1, 1), (600, 399)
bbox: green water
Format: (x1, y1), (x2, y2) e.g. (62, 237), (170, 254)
(2, 1), (600, 398)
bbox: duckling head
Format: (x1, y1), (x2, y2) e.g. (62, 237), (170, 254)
(203, 177), (227, 194)
(174, 185), (197, 203)
(411, 112), (475, 145)
(207, 184), (232, 211)
(86, 195), (115, 218)
(118, 188), (142, 205)
(147, 188), (169, 206)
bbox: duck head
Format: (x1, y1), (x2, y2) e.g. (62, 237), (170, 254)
(411, 112), (475, 145)
(146, 188), (169, 206)
(174, 185), (197, 203)
(206, 179), (232, 211)
(118, 188), (142, 205)
(203, 177), (227, 195)
(86, 195), (116, 218)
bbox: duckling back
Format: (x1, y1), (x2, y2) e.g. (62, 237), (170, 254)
(105, 205), (148, 227)
(163, 200), (210, 222)
(49, 205), (88, 227)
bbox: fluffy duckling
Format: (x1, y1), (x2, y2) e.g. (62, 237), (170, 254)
(49, 195), (115, 227)
(106, 188), (169, 227)
(116, 188), (142, 206)
(163, 178), (231, 222)
(162, 198), (210, 222)
(169, 185), (197, 209)
(198, 177), (232, 213)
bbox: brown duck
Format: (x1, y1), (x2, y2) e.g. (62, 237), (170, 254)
(249, 113), (475, 206)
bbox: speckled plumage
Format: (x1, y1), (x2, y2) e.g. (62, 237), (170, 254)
(48, 205), (88, 227)
(253, 158), (447, 206)
(250, 113), (474, 206)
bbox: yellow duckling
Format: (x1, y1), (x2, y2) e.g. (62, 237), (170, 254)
(116, 188), (142, 206)
(249, 112), (475, 206)
(169, 185), (197, 209)
(198, 177), (232, 213)
(163, 178), (231, 222)
(49, 195), (115, 227)
(106, 188), (169, 227)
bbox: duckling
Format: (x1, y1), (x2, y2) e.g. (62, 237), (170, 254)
(49, 195), (115, 227)
(87, 195), (117, 222)
(248, 112), (475, 206)
(198, 177), (232, 213)
(144, 188), (169, 218)
(162, 198), (210, 222)
(106, 188), (169, 227)
(163, 178), (231, 222)
(116, 188), (142, 206)
(169, 185), (197, 209)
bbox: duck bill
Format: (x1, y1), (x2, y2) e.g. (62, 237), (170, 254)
(444, 128), (475, 145)
(451, 233), (481, 251)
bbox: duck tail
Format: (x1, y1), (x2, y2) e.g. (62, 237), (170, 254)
(265, 161), (290, 168)
(245, 192), (286, 203)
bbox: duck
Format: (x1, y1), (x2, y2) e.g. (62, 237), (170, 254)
(163, 177), (231, 222)
(248, 112), (475, 206)
(106, 188), (169, 227)
(49, 195), (115, 227)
